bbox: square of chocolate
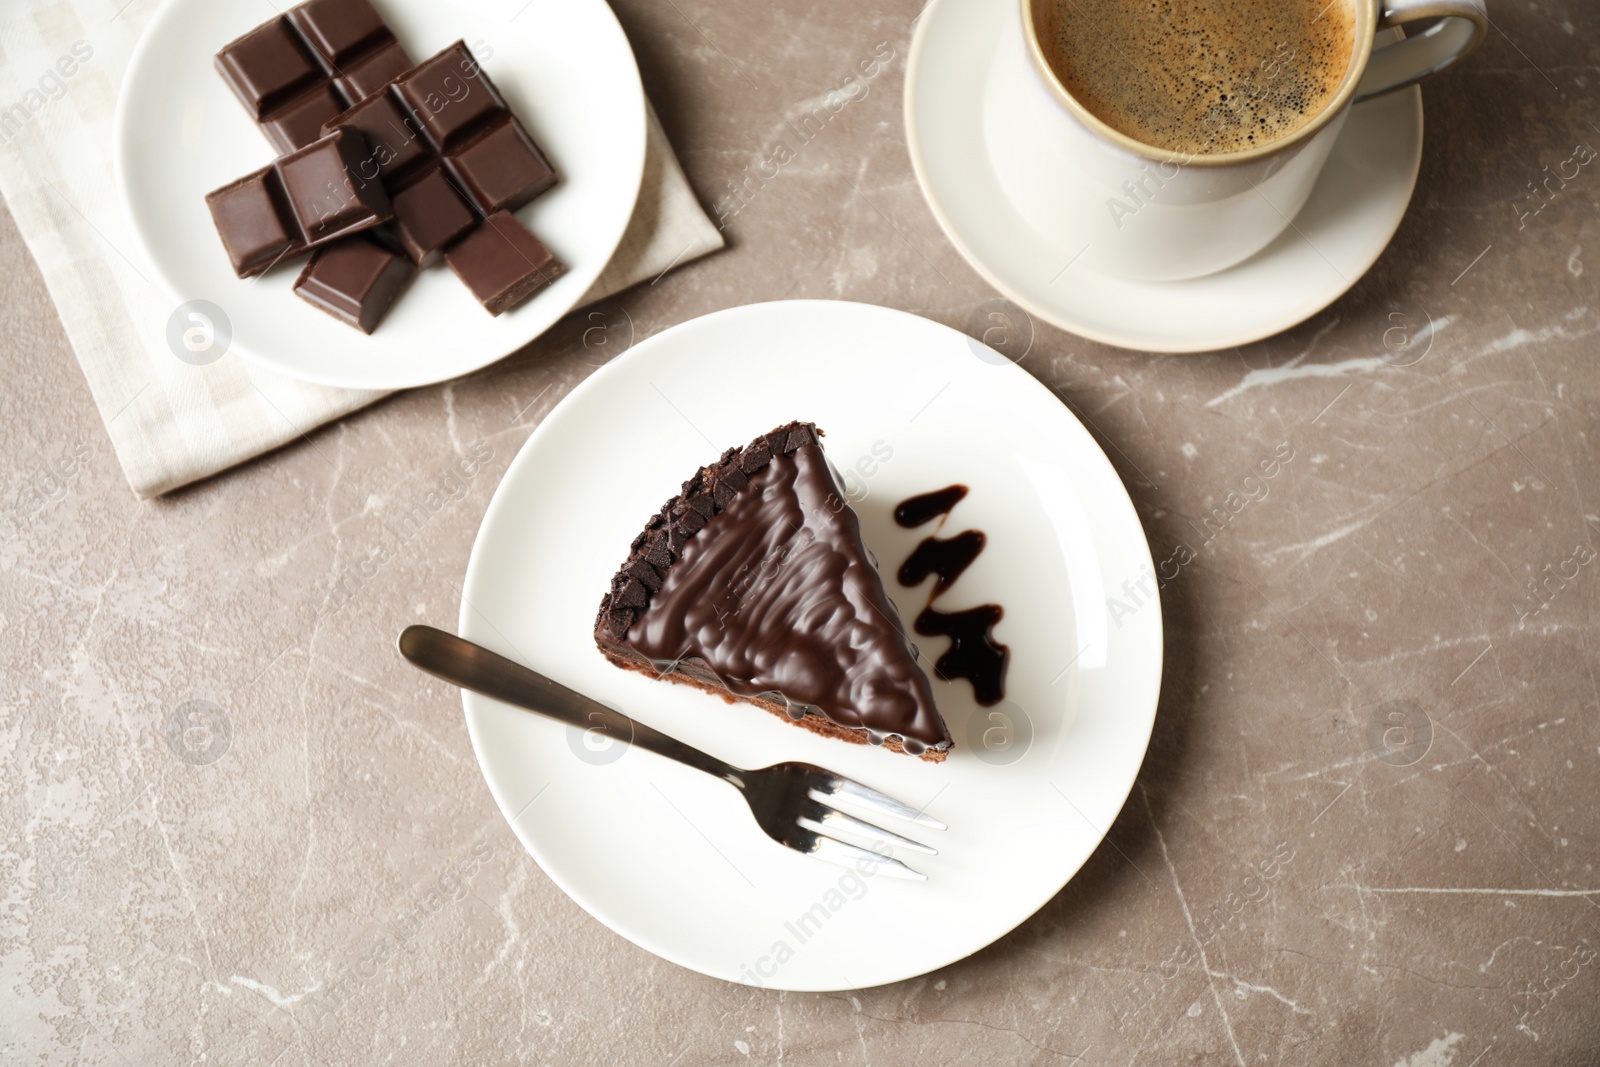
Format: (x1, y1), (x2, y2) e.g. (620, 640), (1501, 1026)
(293, 235), (415, 333)
(389, 164), (479, 264)
(333, 39), (413, 105)
(393, 41), (505, 152)
(444, 210), (565, 316)
(286, 0), (390, 68)
(205, 166), (304, 277)
(443, 116), (556, 215)
(322, 90), (429, 182)
(276, 127), (393, 243)
(262, 81), (344, 153)
(215, 17), (321, 119)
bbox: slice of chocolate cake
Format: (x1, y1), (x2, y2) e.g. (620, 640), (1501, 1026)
(594, 422), (952, 762)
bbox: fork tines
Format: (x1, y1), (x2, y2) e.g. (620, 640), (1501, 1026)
(804, 832), (929, 881)
(814, 774), (948, 831)
(801, 796), (938, 856)
(794, 772), (946, 880)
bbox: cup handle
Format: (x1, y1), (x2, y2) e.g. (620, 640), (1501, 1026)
(1354, 0), (1488, 101)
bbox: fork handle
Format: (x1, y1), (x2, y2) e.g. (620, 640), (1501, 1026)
(398, 626), (742, 784)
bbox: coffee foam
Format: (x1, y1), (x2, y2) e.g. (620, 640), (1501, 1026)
(1038, 0), (1356, 155)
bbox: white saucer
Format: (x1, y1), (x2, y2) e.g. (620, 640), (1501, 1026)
(113, 0), (645, 390)
(458, 300), (1163, 990)
(905, 0), (1424, 354)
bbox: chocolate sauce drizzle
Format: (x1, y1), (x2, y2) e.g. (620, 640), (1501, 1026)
(894, 484), (969, 528)
(894, 485), (1010, 706)
(899, 530), (986, 597)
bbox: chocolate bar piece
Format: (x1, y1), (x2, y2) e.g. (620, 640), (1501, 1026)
(215, 18), (321, 120)
(293, 235), (415, 333)
(205, 128), (393, 277)
(205, 168), (304, 278)
(388, 163), (478, 265)
(287, 0), (413, 108)
(390, 41), (557, 208)
(285, 0), (390, 67)
(326, 89), (428, 183)
(215, 0), (412, 152)
(332, 40), (412, 114)
(444, 210), (565, 315)
(276, 127), (393, 242)
(322, 41), (557, 264)
(262, 84), (345, 157)
(443, 116), (555, 216)
(391, 42), (508, 152)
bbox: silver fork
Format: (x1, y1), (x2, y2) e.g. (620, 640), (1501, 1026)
(398, 625), (944, 880)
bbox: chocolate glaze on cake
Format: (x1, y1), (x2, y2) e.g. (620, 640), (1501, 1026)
(594, 422), (951, 762)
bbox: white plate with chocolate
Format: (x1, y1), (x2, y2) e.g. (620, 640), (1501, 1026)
(457, 300), (1164, 990)
(113, 0), (645, 390)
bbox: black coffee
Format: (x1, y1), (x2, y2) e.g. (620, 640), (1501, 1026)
(1036, 0), (1357, 155)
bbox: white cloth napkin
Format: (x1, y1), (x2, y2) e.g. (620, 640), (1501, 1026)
(0, 1), (723, 499)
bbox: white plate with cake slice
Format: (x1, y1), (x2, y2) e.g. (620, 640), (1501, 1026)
(458, 300), (1163, 990)
(113, 0), (644, 390)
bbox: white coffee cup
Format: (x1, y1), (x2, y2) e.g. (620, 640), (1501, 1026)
(985, 0), (1487, 282)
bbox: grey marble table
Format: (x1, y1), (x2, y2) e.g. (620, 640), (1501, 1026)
(4, 0), (1597, 1063)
